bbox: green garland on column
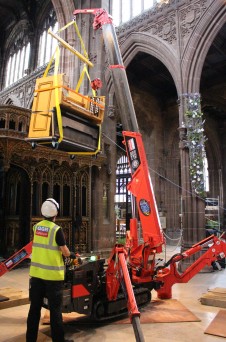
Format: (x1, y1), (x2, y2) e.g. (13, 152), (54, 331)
(183, 93), (207, 198)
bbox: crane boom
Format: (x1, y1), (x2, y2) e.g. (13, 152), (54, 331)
(73, 8), (139, 132)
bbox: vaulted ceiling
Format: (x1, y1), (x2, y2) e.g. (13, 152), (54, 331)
(0, 0), (226, 120)
(0, 0), (47, 46)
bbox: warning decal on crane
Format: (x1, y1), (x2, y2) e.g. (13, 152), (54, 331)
(125, 136), (141, 174)
(5, 249), (29, 269)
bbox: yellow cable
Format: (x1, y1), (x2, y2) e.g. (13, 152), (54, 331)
(57, 21), (74, 33)
(75, 65), (86, 92)
(57, 20), (89, 61)
(75, 64), (96, 97)
(73, 21), (88, 59)
(84, 65), (96, 97)
(53, 46), (63, 143)
(43, 45), (58, 78)
(48, 29), (93, 67)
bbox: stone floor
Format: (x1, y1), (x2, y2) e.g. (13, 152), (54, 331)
(0, 245), (226, 342)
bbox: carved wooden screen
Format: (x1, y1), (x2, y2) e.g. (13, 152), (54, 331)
(74, 170), (89, 253)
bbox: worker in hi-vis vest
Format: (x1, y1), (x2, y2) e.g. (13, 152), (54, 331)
(26, 198), (75, 342)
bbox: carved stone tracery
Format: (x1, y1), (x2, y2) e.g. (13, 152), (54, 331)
(179, 0), (209, 41)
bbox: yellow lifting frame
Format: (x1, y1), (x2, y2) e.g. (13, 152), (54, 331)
(36, 19), (103, 155)
(48, 29), (93, 68)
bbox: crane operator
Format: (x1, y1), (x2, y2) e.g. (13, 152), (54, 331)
(26, 198), (75, 342)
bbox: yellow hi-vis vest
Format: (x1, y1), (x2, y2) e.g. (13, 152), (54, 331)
(30, 220), (65, 281)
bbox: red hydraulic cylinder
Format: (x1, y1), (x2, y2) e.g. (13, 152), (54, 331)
(118, 250), (140, 319)
(129, 218), (139, 250)
(117, 249), (145, 342)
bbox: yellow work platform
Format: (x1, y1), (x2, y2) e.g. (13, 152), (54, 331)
(26, 74), (105, 154)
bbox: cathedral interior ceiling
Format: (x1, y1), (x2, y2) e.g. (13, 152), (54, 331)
(0, 0), (46, 35)
(126, 23), (226, 120)
(0, 0), (226, 120)
(0, 0), (25, 33)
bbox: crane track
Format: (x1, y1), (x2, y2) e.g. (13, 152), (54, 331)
(91, 287), (151, 321)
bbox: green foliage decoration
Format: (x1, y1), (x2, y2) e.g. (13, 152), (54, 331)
(184, 93), (207, 198)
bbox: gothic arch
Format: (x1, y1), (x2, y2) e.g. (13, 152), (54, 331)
(36, 1), (54, 29)
(53, 165), (73, 185)
(8, 114), (17, 130)
(4, 19), (31, 52)
(18, 116), (27, 132)
(50, 0), (80, 83)
(182, 0), (226, 92)
(51, 0), (75, 26)
(33, 164), (51, 183)
(120, 32), (181, 96)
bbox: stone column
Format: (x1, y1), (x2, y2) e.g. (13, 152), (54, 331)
(178, 93), (206, 271)
(68, 0), (111, 90)
(28, 31), (36, 73)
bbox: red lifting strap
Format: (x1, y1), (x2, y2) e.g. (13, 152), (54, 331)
(109, 64), (125, 69)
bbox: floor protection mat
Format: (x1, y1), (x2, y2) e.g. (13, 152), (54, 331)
(42, 299), (200, 325)
(115, 299), (200, 324)
(204, 310), (226, 338)
(0, 287), (29, 309)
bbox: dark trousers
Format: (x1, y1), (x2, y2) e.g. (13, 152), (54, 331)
(26, 277), (64, 342)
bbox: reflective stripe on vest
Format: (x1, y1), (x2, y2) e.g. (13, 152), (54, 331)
(30, 262), (65, 271)
(30, 221), (65, 281)
(32, 243), (59, 250)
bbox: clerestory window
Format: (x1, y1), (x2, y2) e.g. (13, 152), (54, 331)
(37, 9), (58, 67)
(111, 0), (157, 26)
(5, 40), (30, 87)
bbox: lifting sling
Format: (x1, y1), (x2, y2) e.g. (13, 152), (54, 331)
(26, 20), (105, 155)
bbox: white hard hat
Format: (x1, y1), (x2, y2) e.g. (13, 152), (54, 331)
(41, 198), (59, 218)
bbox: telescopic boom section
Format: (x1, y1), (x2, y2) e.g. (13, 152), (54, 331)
(123, 131), (164, 249)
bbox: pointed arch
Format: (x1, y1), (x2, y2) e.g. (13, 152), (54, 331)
(182, 0), (226, 92)
(120, 32), (181, 96)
